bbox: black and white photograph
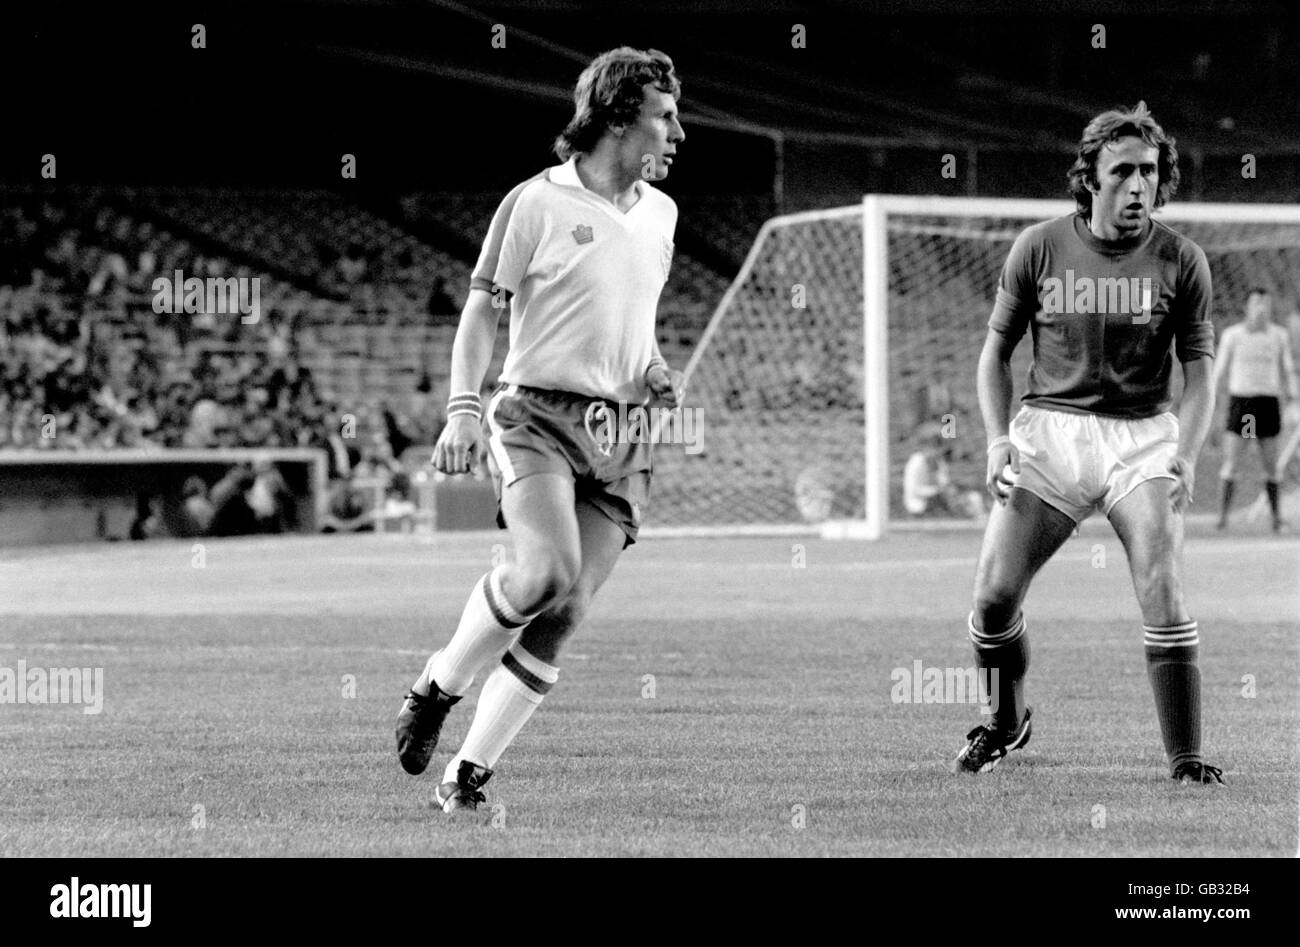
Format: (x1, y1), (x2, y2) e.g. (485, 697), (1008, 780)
(1, 0), (1296, 909)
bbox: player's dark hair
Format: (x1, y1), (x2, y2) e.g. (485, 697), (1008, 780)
(1067, 101), (1180, 213)
(554, 47), (680, 160)
(1246, 286), (1271, 299)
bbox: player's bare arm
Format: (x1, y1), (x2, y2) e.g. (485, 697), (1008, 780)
(1170, 356), (1214, 513)
(1282, 335), (1299, 405)
(976, 326), (1020, 503)
(1210, 327), (1233, 398)
(432, 288), (505, 475)
(645, 342), (685, 409)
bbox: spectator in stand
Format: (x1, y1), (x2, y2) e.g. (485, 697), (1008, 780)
(177, 476), (215, 537)
(155, 382), (192, 447)
(128, 246), (157, 295)
(407, 372), (438, 438)
(0, 196), (444, 467)
(184, 391), (225, 448)
(246, 453), (296, 533)
(321, 477), (374, 533)
(114, 391), (161, 449)
(382, 470), (417, 528)
(128, 493), (162, 540)
(381, 401), (415, 459)
(86, 249), (129, 298)
(236, 386), (276, 447)
(318, 406), (362, 480)
(208, 464), (259, 536)
(426, 275), (458, 319)
(335, 241), (369, 288)
(902, 422), (986, 520)
(360, 428), (401, 480)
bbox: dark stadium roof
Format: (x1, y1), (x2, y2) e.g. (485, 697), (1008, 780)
(3, 0), (1297, 187)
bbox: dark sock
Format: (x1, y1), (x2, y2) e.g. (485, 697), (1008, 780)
(968, 612), (1029, 733)
(1218, 479), (1235, 520)
(1144, 621), (1202, 774)
(1266, 480), (1280, 522)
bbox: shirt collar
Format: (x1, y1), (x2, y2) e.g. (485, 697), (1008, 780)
(549, 156), (645, 201)
(548, 156), (583, 188)
(1074, 212), (1152, 255)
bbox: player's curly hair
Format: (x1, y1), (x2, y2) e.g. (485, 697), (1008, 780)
(1067, 101), (1180, 213)
(554, 47), (680, 160)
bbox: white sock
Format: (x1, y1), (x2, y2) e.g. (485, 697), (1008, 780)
(414, 568), (535, 698)
(443, 643), (559, 782)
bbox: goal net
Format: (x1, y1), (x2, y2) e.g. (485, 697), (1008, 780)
(648, 196), (1300, 537)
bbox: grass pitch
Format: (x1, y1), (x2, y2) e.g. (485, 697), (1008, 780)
(2, 520), (1296, 857)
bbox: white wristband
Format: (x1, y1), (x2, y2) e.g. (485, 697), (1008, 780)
(447, 391), (482, 422)
(987, 435), (1011, 453)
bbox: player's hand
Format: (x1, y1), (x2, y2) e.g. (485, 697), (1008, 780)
(1168, 454), (1195, 514)
(986, 440), (1021, 505)
(432, 414), (485, 475)
(647, 366), (686, 410)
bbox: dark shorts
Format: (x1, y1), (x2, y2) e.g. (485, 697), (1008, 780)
(1226, 395), (1281, 439)
(484, 384), (653, 546)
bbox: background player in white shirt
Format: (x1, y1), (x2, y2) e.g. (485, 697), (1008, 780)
(395, 48), (686, 813)
(1213, 288), (1299, 531)
(901, 421), (985, 519)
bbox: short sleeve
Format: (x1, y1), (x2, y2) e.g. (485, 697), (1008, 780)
(470, 174), (545, 295)
(1173, 243), (1215, 362)
(988, 227), (1039, 345)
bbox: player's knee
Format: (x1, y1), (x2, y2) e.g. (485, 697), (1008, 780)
(972, 599), (1020, 634)
(547, 586), (592, 633)
(1129, 548), (1182, 615)
(517, 584), (592, 662)
(515, 550), (580, 613)
(1135, 568), (1183, 621)
(972, 568), (1024, 622)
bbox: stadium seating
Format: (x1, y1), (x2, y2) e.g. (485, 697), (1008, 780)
(0, 186), (745, 462)
(4, 169), (1295, 530)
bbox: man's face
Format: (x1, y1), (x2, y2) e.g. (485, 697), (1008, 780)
(1246, 291), (1272, 327)
(1089, 136), (1159, 239)
(619, 85), (684, 182)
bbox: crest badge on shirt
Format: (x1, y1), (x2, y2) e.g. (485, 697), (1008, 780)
(572, 224), (594, 245)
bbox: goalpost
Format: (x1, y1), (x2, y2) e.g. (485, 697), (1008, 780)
(647, 195), (1300, 538)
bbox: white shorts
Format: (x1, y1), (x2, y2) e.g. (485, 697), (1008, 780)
(1009, 405), (1179, 523)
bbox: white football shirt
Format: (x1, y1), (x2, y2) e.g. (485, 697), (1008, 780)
(471, 157), (677, 404)
(902, 450), (948, 515)
(1219, 322), (1294, 397)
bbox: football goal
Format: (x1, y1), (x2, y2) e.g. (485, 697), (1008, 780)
(648, 195), (1300, 538)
